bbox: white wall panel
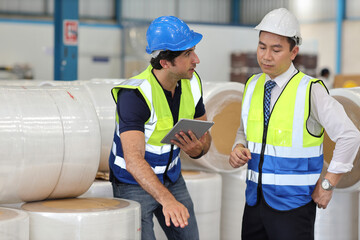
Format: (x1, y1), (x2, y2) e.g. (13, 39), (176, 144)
(347, 0), (360, 19)
(0, 0), (44, 14)
(178, 0), (230, 23)
(241, 0), (289, 25)
(79, 0), (114, 19)
(0, 21), (122, 80)
(122, 0), (176, 21)
(289, 0), (336, 22)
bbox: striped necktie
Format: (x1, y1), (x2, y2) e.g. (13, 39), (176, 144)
(264, 80), (276, 126)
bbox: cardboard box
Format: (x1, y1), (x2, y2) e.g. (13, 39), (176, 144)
(334, 75), (360, 88)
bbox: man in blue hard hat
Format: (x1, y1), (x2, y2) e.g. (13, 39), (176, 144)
(108, 16), (211, 240)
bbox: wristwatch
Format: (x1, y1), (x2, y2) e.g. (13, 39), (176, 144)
(321, 178), (334, 191)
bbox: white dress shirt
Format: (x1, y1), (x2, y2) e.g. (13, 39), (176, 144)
(234, 63), (360, 174)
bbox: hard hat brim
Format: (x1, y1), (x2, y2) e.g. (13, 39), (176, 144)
(146, 32), (203, 54)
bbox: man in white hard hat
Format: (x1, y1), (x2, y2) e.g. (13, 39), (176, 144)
(229, 8), (360, 239)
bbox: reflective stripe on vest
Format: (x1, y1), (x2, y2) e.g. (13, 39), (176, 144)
(242, 71), (325, 211)
(110, 65), (202, 184)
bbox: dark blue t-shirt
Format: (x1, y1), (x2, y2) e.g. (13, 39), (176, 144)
(117, 80), (206, 134)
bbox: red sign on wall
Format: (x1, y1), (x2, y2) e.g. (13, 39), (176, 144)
(63, 20), (78, 45)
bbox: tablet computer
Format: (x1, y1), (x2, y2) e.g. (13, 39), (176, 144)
(161, 119), (214, 144)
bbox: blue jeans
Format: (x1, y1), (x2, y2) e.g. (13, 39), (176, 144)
(112, 174), (199, 240)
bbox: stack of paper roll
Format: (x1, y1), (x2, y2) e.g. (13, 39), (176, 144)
(79, 180), (113, 198)
(181, 82), (244, 173)
(21, 198), (141, 240)
(315, 87), (360, 240)
(0, 207), (29, 240)
(154, 170), (222, 240)
(0, 86), (101, 203)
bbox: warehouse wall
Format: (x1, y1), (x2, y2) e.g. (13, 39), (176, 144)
(301, 22), (336, 79)
(0, 19), (358, 82)
(193, 23), (317, 83)
(301, 20), (360, 80)
(0, 21), (122, 80)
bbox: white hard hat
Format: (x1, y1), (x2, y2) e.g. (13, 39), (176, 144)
(255, 8), (302, 45)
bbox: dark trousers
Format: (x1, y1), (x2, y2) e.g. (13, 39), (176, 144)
(242, 195), (316, 240)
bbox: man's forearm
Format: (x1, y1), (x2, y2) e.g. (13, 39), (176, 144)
(127, 156), (176, 205)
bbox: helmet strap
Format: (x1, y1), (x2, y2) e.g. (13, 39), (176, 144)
(151, 50), (162, 58)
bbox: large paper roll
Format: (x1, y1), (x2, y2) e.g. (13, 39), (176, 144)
(0, 87), (64, 203)
(315, 190), (358, 240)
(0, 79), (124, 173)
(83, 79), (125, 172)
(220, 169), (247, 240)
(47, 87), (101, 198)
(0, 86), (101, 204)
(0, 207), (29, 240)
(80, 180), (113, 198)
(323, 88), (360, 191)
(154, 170), (222, 240)
(181, 82), (244, 173)
(22, 198), (141, 240)
(182, 170), (222, 214)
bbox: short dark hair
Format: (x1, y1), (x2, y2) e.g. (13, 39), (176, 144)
(320, 68), (330, 76)
(150, 50), (184, 70)
(259, 31), (297, 51)
(286, 37), (297, 51)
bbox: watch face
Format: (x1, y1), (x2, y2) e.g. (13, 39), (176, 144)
(322, 179), (330, 190)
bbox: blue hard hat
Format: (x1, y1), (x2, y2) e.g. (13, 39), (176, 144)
(145, 16), (203, 54)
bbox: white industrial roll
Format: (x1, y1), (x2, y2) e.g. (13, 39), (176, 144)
(181, 82), (244, 173)
(83, 79), (125, 172)
(0, 203), (24, 209)
(47, 87), (101, 199)
(182, 170), (222, 214)
(323, 87), (360, 191)
(21, 197), (141, 240)
(79, 180), (113, 198)
(0, 86), (101, 204)
(0, 207), (29, 240)
(154, 170), (222, 240)
(315, 87), (360, 240)
(220, 168), (247, 240)
(0, 79), (125, 174)
(38, 79), (124, 173)
(0, 86), (64, 203)
(315, 190), (358, 240)
(0, 79), (43, 86)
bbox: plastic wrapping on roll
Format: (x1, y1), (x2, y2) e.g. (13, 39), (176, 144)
(315, 190), (358, 240)
(323, 88), (360, 191)
(154, 170), (222, 240)
(47, 87), (101, 199)
(83, 79), (125, 172)
(220, 169), (247, 240)
(80, 180), (113, 198)
(0, 207), (29, 240)
(182, 170), (222, 213)
(0, 202), (23, 209)
(0, 87), (64, 203)
(0, 86), (101, 204)
(181, 82), (244, 173)
(0, 79), (125, 173)
(22, 198), (141, 240)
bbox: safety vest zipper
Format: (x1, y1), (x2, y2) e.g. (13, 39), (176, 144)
(257, 121), (269, 202)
